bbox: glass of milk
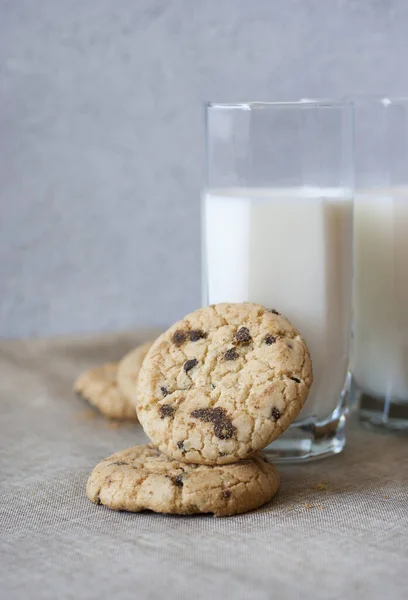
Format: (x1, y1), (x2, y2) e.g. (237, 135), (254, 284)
(202, 100), (354, 461)
(352, 97), (408, 430)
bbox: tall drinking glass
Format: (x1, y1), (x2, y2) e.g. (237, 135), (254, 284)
(202, 100), (354, 462)
(352, 97), (408, 430)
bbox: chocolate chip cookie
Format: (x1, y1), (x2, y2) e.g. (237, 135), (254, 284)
(86, 444), (280, 516)
(74, 363), (138, 421)
(117, 341), (153, 401)
(136, 303), (313, 464)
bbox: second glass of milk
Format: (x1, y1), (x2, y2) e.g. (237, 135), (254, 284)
(352, 97), (408, 430)
(202, 100), (354, 462)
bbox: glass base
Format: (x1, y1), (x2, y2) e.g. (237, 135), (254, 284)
(351, 379), (408, 431)
(264, 411), (347, 463)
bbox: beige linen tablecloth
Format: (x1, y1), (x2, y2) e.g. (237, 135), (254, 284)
(1, 330), (407, 600)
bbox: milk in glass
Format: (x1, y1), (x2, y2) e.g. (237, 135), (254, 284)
(203, 187), (353, 420)
(353, 188), (408, 402)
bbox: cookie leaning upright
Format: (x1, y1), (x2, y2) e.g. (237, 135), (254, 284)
(136, 303), (313, 465)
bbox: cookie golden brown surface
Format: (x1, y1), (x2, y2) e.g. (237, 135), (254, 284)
(86, 444), (280, 516)
(117, 341), (153, 402)
(136, 303), (313, 464)
(74, 363), (138, 421)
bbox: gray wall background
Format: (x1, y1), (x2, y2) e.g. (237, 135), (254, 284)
(1, 0), (407, 338)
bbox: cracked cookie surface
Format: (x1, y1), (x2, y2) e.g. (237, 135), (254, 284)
(136, 303), (313, 464)
(86, 444), (280, 516)
(117, 341), (153, 401)
(74, 363), (138, 421)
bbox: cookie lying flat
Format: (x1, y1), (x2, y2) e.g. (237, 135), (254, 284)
(74, 363), (138, 421)
(117, 341), (153, 401)
(86, 444), (280, 516)
(136, 303), (313, 464)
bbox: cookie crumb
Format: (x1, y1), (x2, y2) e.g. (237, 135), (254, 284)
(177, 440), (185, 450)
(305, 502), (314, 509)
(264, 335), (276, 345)
(269, 309), (280, 315)
(184, 358), (198, 373)
(312, 482), (328, 491)
(174, 475), (184, 487)
(160, 386), (169, 397)
(290, 376), (301, 384)
(222, 490), (231, 499)
(109, 461), (128, 466)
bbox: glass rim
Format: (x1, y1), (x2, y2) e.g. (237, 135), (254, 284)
(206, 99), (351, 110)
(348, 95), (408, 106)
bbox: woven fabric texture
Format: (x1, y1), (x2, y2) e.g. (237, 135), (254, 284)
(1, 331), (407, 600)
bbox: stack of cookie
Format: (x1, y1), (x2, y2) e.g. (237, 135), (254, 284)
(82, 303), (313, 517)
(74, 341), (153, 422)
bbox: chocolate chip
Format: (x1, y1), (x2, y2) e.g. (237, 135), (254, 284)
(172, 330), (187, 346)
(191, 407), (236, 440)
(264, 335), (276, 345)
(271, 407), (281, 421)
(214, 420), (235, 439)
(290, 377), (301, 383)
(269, 309), (280, 315)
(184, 358), (198, 373)
(159, 404), (176, 418)
(224, 348), (239, 361)
(188, 330), (207, 342)
(222, 490), (231, 499)
(174, 475), (184, 487)
(108, 461), (129, 466)
(177, 440), (185, 450)
(191, 408), (213, 421)
(192, 407), (223, 421)
(233, 327), (252, 344)
(160, 386), (169, 397)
